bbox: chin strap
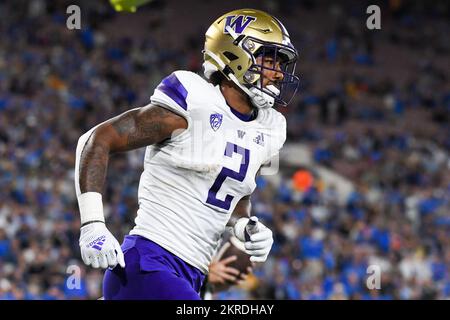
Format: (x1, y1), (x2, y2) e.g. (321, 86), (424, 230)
(249, 84), (280, 109)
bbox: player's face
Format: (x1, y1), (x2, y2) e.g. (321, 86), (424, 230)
(255, 55), (284, 88)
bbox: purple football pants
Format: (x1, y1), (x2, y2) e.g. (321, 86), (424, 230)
(103, 235), (205, 300)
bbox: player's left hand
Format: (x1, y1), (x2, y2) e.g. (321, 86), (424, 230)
(79, 222), (125, 269)
(209, 253), (240, 285)
(236, 266), (254, 286)
(244, 220), (273, 262)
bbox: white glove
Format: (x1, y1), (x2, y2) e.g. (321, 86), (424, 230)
(233, 217), (274, 263)
(79, 222), (125, 269)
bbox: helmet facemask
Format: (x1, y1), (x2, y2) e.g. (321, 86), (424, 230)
(242, 37), (300, 107)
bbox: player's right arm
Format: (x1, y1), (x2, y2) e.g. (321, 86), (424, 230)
(78, 104), (187, 193)
(75, 104), (187, 269)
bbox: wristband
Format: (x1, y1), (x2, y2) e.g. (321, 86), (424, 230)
(77, 192), (105, 225)
(80, 220), (105, 228)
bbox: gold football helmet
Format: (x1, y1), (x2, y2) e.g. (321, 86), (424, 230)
(203, 8), (300, 108)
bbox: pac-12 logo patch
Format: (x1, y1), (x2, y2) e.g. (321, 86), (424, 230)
(224, 15), (257, 34)
(210, 113), (223, 131)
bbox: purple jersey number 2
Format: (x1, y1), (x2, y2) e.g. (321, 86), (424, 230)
(206, 142), (250, 210)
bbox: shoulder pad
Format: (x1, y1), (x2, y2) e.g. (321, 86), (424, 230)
(150, 70), (209, 117)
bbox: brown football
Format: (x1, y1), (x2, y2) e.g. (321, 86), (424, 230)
(215, 236), (252, 279)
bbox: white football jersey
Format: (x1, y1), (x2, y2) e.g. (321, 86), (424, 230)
(129, 70), (286, 273)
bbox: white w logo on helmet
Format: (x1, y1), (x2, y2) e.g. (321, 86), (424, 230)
(223, 15), (257, 34)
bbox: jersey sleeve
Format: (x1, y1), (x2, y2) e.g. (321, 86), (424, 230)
(150, 71), (193, 120)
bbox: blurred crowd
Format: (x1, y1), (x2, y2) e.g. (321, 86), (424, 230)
(0, 0), (448, 299)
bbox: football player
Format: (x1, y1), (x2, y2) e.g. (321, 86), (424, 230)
(75, 8), (299, 300)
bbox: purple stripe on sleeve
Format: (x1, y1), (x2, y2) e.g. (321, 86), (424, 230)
(156, 73), (188, 110)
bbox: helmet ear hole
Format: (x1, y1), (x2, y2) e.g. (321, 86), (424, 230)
(237, 66), (242, 70)
(223, 51), (239, 62)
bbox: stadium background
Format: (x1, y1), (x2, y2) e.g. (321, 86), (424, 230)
(0, 0), (449, 300)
